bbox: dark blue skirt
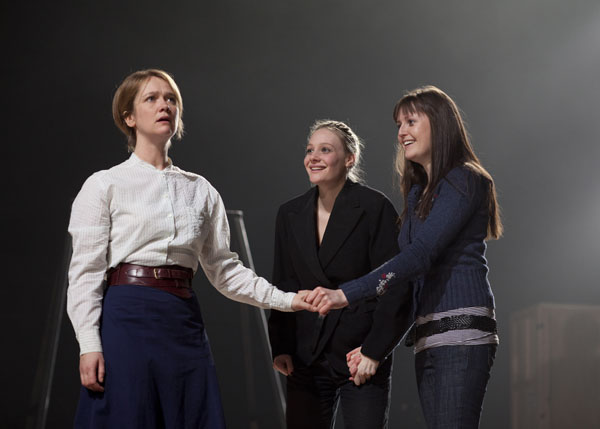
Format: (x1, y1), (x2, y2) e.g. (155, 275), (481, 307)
(74, 285), (226, 429)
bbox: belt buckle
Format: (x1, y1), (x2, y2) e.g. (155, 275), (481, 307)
(153, 268), (161, 280)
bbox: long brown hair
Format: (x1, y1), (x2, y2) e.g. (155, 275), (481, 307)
(393, 86), (502, 240)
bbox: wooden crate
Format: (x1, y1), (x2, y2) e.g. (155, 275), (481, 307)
(510, 303), (600, 429)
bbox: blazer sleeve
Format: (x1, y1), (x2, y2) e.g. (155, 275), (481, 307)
(267, 206), (299, 359)
(360, 197), (413, 362)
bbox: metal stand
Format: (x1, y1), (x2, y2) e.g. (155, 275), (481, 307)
(26, 234), (72, 429)
(28, 210), (286, 429)
(227, 210), (287, 427)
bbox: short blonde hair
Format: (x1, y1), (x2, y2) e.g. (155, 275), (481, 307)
(112, 69), (184, 151)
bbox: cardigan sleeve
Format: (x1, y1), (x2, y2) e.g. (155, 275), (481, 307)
(341, 168), (486, 306)
(360, 197), (413, 362)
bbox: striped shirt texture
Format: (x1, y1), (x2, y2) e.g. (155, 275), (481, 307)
(414, 306), (499, 353)
(68, 153), (295, 355)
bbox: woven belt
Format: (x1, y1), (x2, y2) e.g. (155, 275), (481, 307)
(405, 315), (497, 347)
(107, 263), (194, 299)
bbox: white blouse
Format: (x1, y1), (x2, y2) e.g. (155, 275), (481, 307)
(67, 153), (295, 355)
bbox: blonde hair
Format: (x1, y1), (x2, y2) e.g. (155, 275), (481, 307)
(112, 69), (184, 151)
(308, 119), (365, 183)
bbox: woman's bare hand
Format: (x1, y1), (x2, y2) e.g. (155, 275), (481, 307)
(305, 287), (349, 315)
(79, 352), (105, 392)
(273, 354), (294, 376)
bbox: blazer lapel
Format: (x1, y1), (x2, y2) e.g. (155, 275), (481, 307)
(318, 181), (364, 270)
(289, 188), (332, 288)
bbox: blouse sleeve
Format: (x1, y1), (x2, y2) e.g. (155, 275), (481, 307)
(67, 173), (110, 355)
(341, 169), (486, 305)
(198, 185), (296, 312)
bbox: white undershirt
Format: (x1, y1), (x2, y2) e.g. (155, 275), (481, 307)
(414, 307), (499, 353)
(67, 153), (294, 355)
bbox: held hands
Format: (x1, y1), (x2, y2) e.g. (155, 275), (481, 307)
(273, 354), (294, 376)
(347, 346), (362, 376)
(292, 287), (349, 315)
(305, 287), (349, 316)
(79, 352), (105, 392)
(346, 346), (380, 386)
(292, 290), (319, 312)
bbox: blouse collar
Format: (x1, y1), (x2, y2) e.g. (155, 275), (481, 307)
(129, 152), (174, 171)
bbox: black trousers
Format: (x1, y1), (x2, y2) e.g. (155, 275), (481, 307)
(285, 355), (392, 429)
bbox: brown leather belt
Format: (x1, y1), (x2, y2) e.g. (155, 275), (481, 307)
(107, 263), (194, 299)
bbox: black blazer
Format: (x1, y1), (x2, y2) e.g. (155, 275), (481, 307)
(268, 180), (412, 376)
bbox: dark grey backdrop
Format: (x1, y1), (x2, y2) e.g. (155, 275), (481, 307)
(4, 0), (600, 428)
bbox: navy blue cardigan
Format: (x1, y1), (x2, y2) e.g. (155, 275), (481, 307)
(341, 166), (495, 317)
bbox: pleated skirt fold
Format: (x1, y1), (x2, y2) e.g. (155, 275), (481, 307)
(75, 285), (226, 429)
